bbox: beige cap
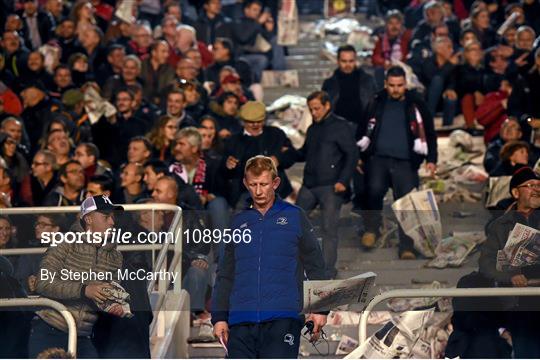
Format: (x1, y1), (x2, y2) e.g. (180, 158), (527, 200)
(239, 101), (266, 122)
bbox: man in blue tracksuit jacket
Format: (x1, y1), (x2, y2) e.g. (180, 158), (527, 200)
(211, 155), (328, 358)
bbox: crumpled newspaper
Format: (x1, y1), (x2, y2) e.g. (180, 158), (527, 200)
(426, 231), (485, 268)
(383, 282), (447, 312)
(315, 17), (361, 36)
(450, 164), (488, 184)
(96, 281), (133, 318)
(267, 95), (312, 149)
(84, 86), (117, 124)
(422, 179), (482, 203)
(449, 130), (474, 152)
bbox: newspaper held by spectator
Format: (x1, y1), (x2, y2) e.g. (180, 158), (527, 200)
(277, 0), (298, 45)
(534, 158), (540, 175)
(485, 176), (512, 208)
(302, 272), (376, 313)
(39, 44), (61, 74)
(497, 223), (540, 270)
(96, 281), (133, 318)
(345, 308), (435, 359)
(426, 231), (486, 268)
(261, 70), (299, 88)
(83, 86), (117, 124)
(336, 335), (359, 355)
(115, 0), (137, 24)
(392, 189), (442, 257)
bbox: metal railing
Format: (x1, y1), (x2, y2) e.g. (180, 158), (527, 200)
(346, 286), (540, 359)
(0, 297), (77, 356)
(0, 204), (183, 338)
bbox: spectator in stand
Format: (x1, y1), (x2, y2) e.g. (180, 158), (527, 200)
(0, 167), (18, 206)
(73, 142), (112, 180)
(198, 115), (224, 161)
(20, 150), (57, 206)
(0, 133), (29, 184)
(67, 52), (91, 87)
(372, 10), (412, 89)
(213, 72), (252, 104)
(180, 79), (207, 121)
(102, 55), (143, 101)
(462, 7), (497, 49)
(55, 18), (79, 64)
(127, 136), (153, 165)
(43, 159), (86, 206)
(127, 83), (158, 128)
(140, 40), (175, 105)
(514, 49), (540, 120)
(128, 22), (153, 61)
(70, 0), (103, 35)
(45, 129), (71, 167)
(456, 40), (485, 129)
(0, 117), (27, 156)
(2, 30), (29, 83)
(160, 15), (179, 51)
(86, 174), (114, 197)
(484, 118), (523, 173)
(193, 0), (232, 45)
(412, 36), (458, 127)
(209, 91), (242, 138)
(479, 167), (540, 358)
(357, 67), (437, 260)
(223, 101), (295, 208)
(476, 79), (516, 144)
(147, 115), (177, 161)
(506, 26), (536, 79)
(78, 25), (107, 75)
(412, 1), (460, 46)
(142, 160), (168, 192)
(19, 51), (52, 91)
(205, 37), (253, 87)
(489, 140), (531, 176)
(48, 65), (75, 100)
(281, 92), (357, 278)
(96, 45), (125, 87)
(0, 216), (15, 254)
(322, 45), (376, 128)
(118, 162), (145, 204)
(165, 88), (198, 128)
(17, 0), (55, 51)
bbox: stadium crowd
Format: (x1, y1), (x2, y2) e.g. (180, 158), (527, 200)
(0, 0), (539, 358)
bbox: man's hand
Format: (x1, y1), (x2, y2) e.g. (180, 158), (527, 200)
(334, 182), (346, 193)
(515, 52), (529, 67)
(225, 156), (239, 170)
(356, 159), (364, 174)
(84, 282), (114, 303)
(192, 259), (209, 270)
(425, 162), (437, 177)
(305, 314), (327, 342)
(443, 89), (458, 101)
(511, 274), (528, 287)
(213, 321), (229, 344)
(219, 129), (232, 138)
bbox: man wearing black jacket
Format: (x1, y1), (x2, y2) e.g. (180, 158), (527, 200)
(280, 91), (357, 279)
(357, 66), (437, 259)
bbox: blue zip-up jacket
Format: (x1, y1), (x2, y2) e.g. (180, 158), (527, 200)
(210, 198), (328, 326)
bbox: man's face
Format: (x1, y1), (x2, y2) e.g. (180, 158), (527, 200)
(86, 182), (106, 197)
(2, 120), (22, 143)
(162, 17), (178, 37)
(337, 50), (356, 74)
(434, 38), (453, 58)
(47, 0), (63, 17)
(223, 96), (239, 116)
(127, 140), (150, 163)
(517, 30), (535, 51)
(21, 87), (45, 108)
(205, 0), (221, 15)
(120, 163), (141, 187)
(152, 179), (176, 204)
(122, 60), (139, 81)
(243, 120), (264, 135)
(23, 0), (38, 16)
(198, 127), (213, 150)
(85, 211), (115, 235)
(134, 26), (152, 48)
(2, 31), (20, 54)
(426, 7), (443, 25)
(244, 2), (262, 19)
(501, 120), (522, 142)
(73, 145), (94, 169)
(514, 179), (540, 208)
(385, 75), (407, 100)
(172, 136), (197, 162)
(143, 166), (160, 191)
(34, 215), (59, 240)
(116, 92), (134, 114)
(58, 20), (75, 39)
(167, 93), (185, 116)
(79, 29), (100, 49)
(152, 43), (170, 64)
(308, 98), (331, 123)
(62, 162), (85, 190)
(464, 44), (483, 66)
(54, 68), (72, 88)
(27, 52), (43, 72)
(0, 219), (11, 248)
(166, 5), (182, 22)
(32, 153), (53, 178)
(175, 29), (194, 53)
(243, 170), (280, 209)
(108, 48), (125, 70)
(186, 50), (202, 69)
(176, 59), (198, 80)
(386, 17), (402, 38)
(5, 15), (22, 31)
(48, 131), (71, 156)
(213, 41), (229, 62)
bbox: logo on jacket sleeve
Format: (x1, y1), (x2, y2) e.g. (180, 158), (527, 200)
(284, 333), (294, 345)
(276, 217), (288, 225)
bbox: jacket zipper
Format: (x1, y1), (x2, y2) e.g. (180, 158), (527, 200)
(257, 212), (263, 323)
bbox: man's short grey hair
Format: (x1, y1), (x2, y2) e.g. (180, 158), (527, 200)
(124, 55), (142, 71)
(517, 25), (536, 39)
(0, 117), (21, 129)
(176, 126), (202, 150)
(424, 0), (443, 18)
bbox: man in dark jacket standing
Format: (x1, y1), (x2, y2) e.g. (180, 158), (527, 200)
(212, 156), (328, 358)
(280, 91), (357, 279)
(358, 66), (437, 259)
(479, 166), (540, 358)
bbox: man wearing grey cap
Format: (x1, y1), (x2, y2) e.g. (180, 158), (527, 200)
(29, 195), (124, 358)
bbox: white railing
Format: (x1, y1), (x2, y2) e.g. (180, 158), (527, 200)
(346, 286), (540, 359)
(0, 297), (77, 356)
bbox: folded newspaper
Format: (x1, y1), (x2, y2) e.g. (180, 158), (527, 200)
(497, 223), (540, 270)
(426, 231), (486, 269)
(302, 272), (376, 313)
(96, 281), (133, 318)
(485, 176), (512, 209)
(392, 189), (442, 258)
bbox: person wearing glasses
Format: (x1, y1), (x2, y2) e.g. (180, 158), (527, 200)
(43, 160), (86, 206)
(479, 166), (540, 358)
(19, 149), (58, 206)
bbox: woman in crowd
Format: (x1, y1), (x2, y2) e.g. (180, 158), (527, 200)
(147, 115), (177, 162)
